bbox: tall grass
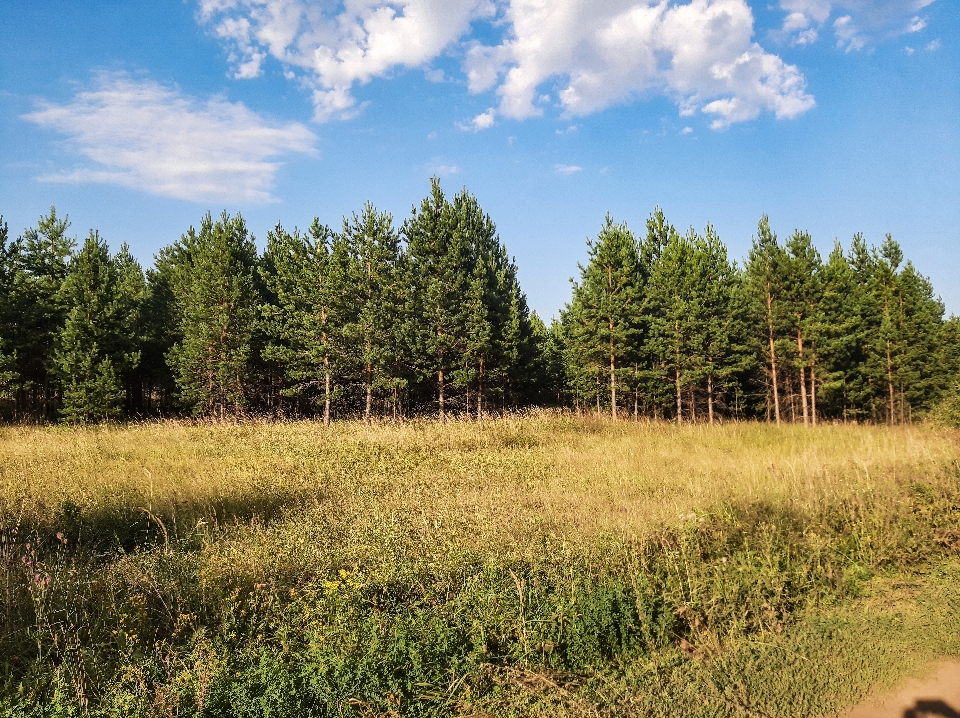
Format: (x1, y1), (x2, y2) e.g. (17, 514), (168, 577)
(1, 416), (958, 716)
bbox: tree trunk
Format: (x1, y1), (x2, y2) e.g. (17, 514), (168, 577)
(675, 323), (682, 425)
(392, 385), (397, 422)
(767, 289), (781, 424)
(810, 356), (818, 426)
(886, 341), (895, 425)
(675, 368), (682, 426)
(478, 359), (484, 419)
(323, 357), (331, 427)
(610, 337), (617, 420)
(787, 374), (796, 423)
(438, 368), (445, 422)
(707, 372), (714, 425)
(689, 385), (696, 423)
(365, 362), (372, 423)
(797, 329), (809, 426)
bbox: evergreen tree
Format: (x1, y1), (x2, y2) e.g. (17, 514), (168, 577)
(647, 227), (736, 424)
(563, 215), (641, 418)
(261, 220), (350, 424)
(816, 241), (863, 420)
(744, 216), (788, 423)
(53, 232), (143, 422)
(341, 203), (405, 420)
(166, 212), (259, 417)
(5, 208), (75, 419)
(782, 230), (823, 425)
(695, 225), (752, 423)
(449, 188), (533, 416)
(893, 259), (943, 419)
(403, 179), (471, 420)
(0, 219), (18, 407)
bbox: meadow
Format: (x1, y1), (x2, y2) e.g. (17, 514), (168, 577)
(1, 416), (959, 717)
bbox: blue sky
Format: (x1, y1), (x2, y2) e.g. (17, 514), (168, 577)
(1, 0), (957, 319)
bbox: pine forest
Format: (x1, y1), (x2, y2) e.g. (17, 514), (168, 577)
(2, 179), (958, 426)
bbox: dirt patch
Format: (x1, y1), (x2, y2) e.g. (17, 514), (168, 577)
(838, 661), (960, 718)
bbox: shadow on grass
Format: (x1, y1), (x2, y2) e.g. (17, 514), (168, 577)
(1, 486), (330, 558)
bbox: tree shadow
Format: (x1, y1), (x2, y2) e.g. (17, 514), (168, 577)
(903, 699), (960, 718)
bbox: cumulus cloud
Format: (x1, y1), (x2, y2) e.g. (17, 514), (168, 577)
(777, 0), (938, 49)
(468, 0), (815, 129)
(22, 72), (316, 203)
(199, 0), (495, 121)
(472, 108), (497, 130)
(200, 0), (818, 129)
(555, 164), (582, 175)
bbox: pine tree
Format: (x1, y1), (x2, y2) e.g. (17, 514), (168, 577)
(54, 232), (142, 422)
(403, 179), (471, 420)
(563, 215), (641, 419)
(646, 228), (708, 423)
(816, 241), (862, 420)
(744, 216), (788, 423)
(261, 220), (351, 423)
(448, 187), (533, 416)
(695, 225), (752, 424)
(6, 208), (75, 419)
(340, 203), (404, 420)
(782, 230), (823, 425)
(0, 218), (18, 408)
(893, 259), (943, 419)
(166, 212), (259, 417)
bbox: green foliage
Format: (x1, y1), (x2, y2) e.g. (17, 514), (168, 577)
(2, 208), (75, 420)
(53, 233), (144, 422)
(165, 212), (259, 417)
(0, 194), (956, 423)
(562, 215), (642, 416)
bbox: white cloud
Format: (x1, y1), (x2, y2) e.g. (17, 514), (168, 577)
(681, 126), (694, 134)
(778, 0), (938, 49)
(473, 108), (497, 130)
(457, 107), (497, 131)
(905, 45), (915, 55)
(22, 72), (316, 204)
(477, 0), (814, 130)
(199, 0), (495, 122)
(427, 160), (460, 175)
(926, 39), (941, 51)
(200, 0), (815, 130)
(555, 164), (582, 175)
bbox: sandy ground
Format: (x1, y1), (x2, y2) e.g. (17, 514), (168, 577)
(837, 661), (960, 718)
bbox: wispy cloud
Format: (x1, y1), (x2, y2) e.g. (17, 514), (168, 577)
(426, 159), (460, 176)
(22, 72), (316, 203)
(555, 164), (582, 175)
(778, 0), (939, 50)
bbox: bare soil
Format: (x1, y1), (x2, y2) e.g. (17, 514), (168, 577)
(838, 661), (960, 718)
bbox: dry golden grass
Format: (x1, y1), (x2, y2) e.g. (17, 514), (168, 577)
(1, 414), (956, 543)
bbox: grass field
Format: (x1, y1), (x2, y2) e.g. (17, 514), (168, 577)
(1, 416), (959, 716)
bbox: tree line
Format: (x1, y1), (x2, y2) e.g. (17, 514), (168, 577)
(1, 180), (957, 423)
